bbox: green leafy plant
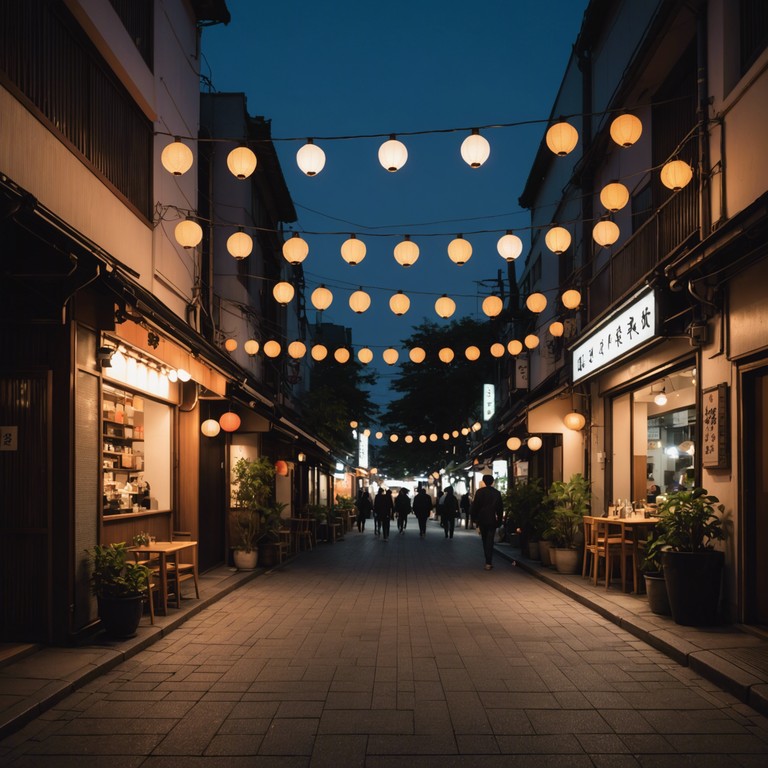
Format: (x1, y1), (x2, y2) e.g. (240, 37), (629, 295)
(86, 542), (149, 599)
(307, 504), (329, 524)
(651, 487), (725, 553)
(504, 478), (548, 542)
(132, 532), (150, 546)
(231, 456), (276, 552)
(262, 501), (289, 542)
(545, 473), (591, 549)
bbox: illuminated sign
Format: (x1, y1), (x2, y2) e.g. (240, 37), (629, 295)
(572, 289), (657, 382)
(358, 432), (369, 469)
(483, 384), (495, 421)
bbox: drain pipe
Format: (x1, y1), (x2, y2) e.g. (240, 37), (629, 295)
(696, 6), (712, 240)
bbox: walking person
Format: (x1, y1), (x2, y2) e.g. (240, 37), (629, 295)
(373, 487), (392, 541)
(395, 487), (411, 534)
(470, 474), (504, 570)
(355, 489), (372, 532)
(413, 486), (433, 537)
(460, 491), (472, 529)
(440, 485), (459, 538)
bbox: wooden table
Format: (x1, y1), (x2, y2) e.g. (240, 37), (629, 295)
(128, 540), (198, 615)
(590, 515), (659, 593)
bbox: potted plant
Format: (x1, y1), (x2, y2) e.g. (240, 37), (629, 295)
(640, 530), (671, 616)
(545, 473), (590, 574)
(86, 542), (150, 638)
(231, 456), (276, 570)
(653, 487), (726, 625)
(258, 501), (289, 566)
(504, 478), (547, 560)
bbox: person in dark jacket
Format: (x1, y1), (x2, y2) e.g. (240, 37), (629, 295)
(412, 486), (433, 537)
(373, 487), (392, 540)
(395, 488), (411, 534)
(354, 489), (372, 532)
(440, 486), (459, 538)
(460, 492), (472, 528)
(470, 474), (504, 569)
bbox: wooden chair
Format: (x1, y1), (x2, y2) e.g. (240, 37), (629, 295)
(165, 531), (200, 607)
(264, 528), (291, 565)
(294, 516), (314, 552)
(582, 517), (600, 580)
(146, 574), (160, 625)
(592, 519), (634, 589)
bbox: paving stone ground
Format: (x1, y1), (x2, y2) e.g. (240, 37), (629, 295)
(2, 520), (768, 766)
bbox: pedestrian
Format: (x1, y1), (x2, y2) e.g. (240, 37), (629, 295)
(386, 488), (395, 521)
(412, 486), (433, 537)
(395, 487), (411, 534)
(373, 487), (392, 540)
(470, 474), (504, 570)
(460, 491), (472, 529)
(354, 489), (372, 532)
(440, 485), (459, 538)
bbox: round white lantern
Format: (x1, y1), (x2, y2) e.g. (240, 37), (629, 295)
(490, 342), (505, 358)
(507, 339), (523, 355)
(438, 347), (454, 363)
(340, 234), (366, 265)
(389, 290), (411, 316)
(549, 321), (565, 337)
(435, 294), (456, 319)
(378, 136), (408, 172)
(382, 348), (399, 366)
(562, 289), (581, 309)
(272, 281), (295, 304)
(244, 339), (260, 356)
(224, 338), (237, 352)
(334, 348), (351, 363)
(545, 226), (571, 254)
(527, 436), (543, 451)
(482, 295), (503, 318)
(287, 341), (307, 358)
(506, 436), (522, 451)
(600, 182), (630, 212)
(394, 236), (419, 267)
(497, 232), (523, 262)
(564, 412), (586, 431)
(460, 129), (491, 168)
(227, 145), (257, 179)
(296, 139), (326, 176)
(161, 138), (193, 175)
(358, 347), (374, 364)
(311, 344), (328, 361)
(526, 292), (547, 313)
(593, 220), (620, 247)
(227, 228), (253, 259)
(282, 232), (309, 265)
(524, 334), (540, 349)
(447, 235), (472, 265)
(311, 285), (333, 311)
(660, 159), (693, 191)
(546, 121), (578, 156)
(175, 217), (203, 248)
(263, 340), (281, 358)
(465, 346), (480, 361)
(610, 113), (642, 147)
(349, 288), (371, 314)
(200, 418), (221, 437)
(409, 347), (426, 364)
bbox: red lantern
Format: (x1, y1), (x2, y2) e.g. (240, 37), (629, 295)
(219, 412), (241, 432)
(275, 460), (289, 476)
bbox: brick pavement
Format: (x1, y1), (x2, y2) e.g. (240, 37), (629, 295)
(2, 520), (768, 765)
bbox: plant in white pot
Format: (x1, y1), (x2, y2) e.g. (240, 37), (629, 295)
(231, 456), (276, 570)
(545, 473), (590, 574)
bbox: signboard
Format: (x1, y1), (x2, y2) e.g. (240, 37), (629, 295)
(358, 432), (369, 469)
(702, 384), (729, 469)
(515, 357), (528, 390)
(483, 384), (495, 421)
(572, 289), (657, 382)
(0, 426), (18, 451)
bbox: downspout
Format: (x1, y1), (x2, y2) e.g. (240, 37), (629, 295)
(697, 6), (712, 240)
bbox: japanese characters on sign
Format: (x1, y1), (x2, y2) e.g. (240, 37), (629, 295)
(0, 426), (18, 451)
(702, 384), (729, 469)
(483, 384), (495, 421)
(572, 289), (657, 382)
(358, 431), (369, 469)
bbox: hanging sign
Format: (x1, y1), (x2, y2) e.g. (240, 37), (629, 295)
(702, 384), (729, 469)
(483, 384), (495, 421)
(358, 432), (369, 469)
(572, 289), (657, 382)
(0, 426), (18, 451)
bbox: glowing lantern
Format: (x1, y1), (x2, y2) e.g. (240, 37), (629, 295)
(378, 135), (408, 172)
(275, 460), (289, 476)
(382, 348), (399, 366)
(161, 138), (194, 175)
(376, 431), (383, 439)
(311, 344), (327, 361)
(349, 288), (371, 314)
(219, 412), (241, 432)
(610, 113), (642, 147)
(176, 368), (191, 382)
(593, 220), (620, 247)
(394, 235), (419, 267)
(490, 342), (505, 358)
(438, 347), (454, 363)
(549, 321), (564, 337)
(296, 139), (325, 176)
(389, 290), (410, 316)
(311, 285), (333, 311)
(497, 232), (523, 262)
(263, 340), (281, 358)
(472, 422), (482, 432)
(600, 182), (630, 212)
(482, 295), (503, 318)
(545, 226), (571, 254)
(419, 435), (427, 443)
(442, 433), (450, 441)
(527, 436), (543, 451)
(389, 433), (400, 443)
(506, 436), (522, 451)
(564, 412), (586, 431)
(350, 421), (358, 428)
(526, 292), (547, 313)
(435, 294), (456, 319)
(430, 434), (438, 442)
(461, 428), (470, 436)
(358, 347), (374, 364)
(201, 419), (221, 437)
(287, 341), (307, 358)
(334, 348), (351, 363)
(409, 347), (426, 363)
(224, 338), (238, 352)
(175, 217), (202, 248)
(546, 121), (578, 156)
(507, 339), (523, 355)
(272, 281), (295, 304)
(244, 339), (259, 356)
(340, 234), (366, 265)
(452, 430), (459, 438)
(447, 235), (472, 265)
(524, 334), (540, 349)
(405, 434), (413, 443)
(661, 159), (693, 191)
(227, 145), (257, 179)
(282, 232), (309, 265)
(465, 346), (480, 361)
(561, 289), (581, 309)
(460, 129), (491, 168)
(227, 228), (253, 259)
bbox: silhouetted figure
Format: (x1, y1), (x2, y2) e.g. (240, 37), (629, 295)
(355, 489), (372, 532)
(470, 474), (504, 570)
(374, 487), (392, 540)
(460, 492), (472, 528)
(440, 486), (459, 538)
(413, 487), (433, 537)
(395, 488), (411, 533)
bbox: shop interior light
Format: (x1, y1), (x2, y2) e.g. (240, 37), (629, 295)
(460, 128), (491, 168)
(654, 388), (668, 406)
(296, 138), (326, 176)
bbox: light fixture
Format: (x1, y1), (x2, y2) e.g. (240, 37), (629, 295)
(447, 235), (472, 265)
(350, 420), (358, 429)
(452, 430), (459, 438)
(382, 348), (399, 365)
(507, 339), (523, 355)
(282, 232), (309, 265)
(609, 113), (642, 147)
(176, 368), (191, 382)
(524, 334), (540, 349)
(442, 433), (450, 441)
(661, 159), (693, 191)
(527, 436), (543, 451)
(460, 128), (491, 168)
(340, 234), (366, 265)
(564, 411), (586, 431)
(376, 431), (384, 439)
(363, 428), (371, 437)
(654, 388), (668, 406)
(219, 412), (241, 432)
(405, 434), (413, 443)
(600, 181), (630, 212)
(227, 228), (253, 259)
(394, 235), (419, 267)
(465, 345), (480, 361)
(497, 231), (523, 262)
(224, 338), (238, 352)
(419, 434), (427, 443)
(227, 145), (257, 179)
(263, 340), (281, 358)
(349, 288), (371, 314)
(409, 347), (426, 363)
(310, 285), (333, 311)
(506, 437), (522, 451)
(472, 422), (482, 432)
(296, 138), (326, 176)
(438, 347), (454, 363)
(244, 339), (260, 356)
(526, 292), (547, 313)
(549, 321), (564, 337)
(167, 369), (178, 383)
(297, 452), (306, 462)
(287, 341), (307, 358)
(334, 348), (351, 363)
(175, 217), (203, 248)
(461, 428), (470, 436)
(593, 219), (620, 247)
(490, 342), (505, 358)
(96, 346), (115, 367)
(200, 418), (221, 437)
(161, 137), (194, 175)
(358, 347), (374, 364)
(561, 289), (581, 309)
(430, 433), (438, 442)
(378, 135), (408, 172)
(389, 433), (400, 443)
(482, 295), (503, 318)
(435, 294), (456, 318)
(275, 460), (289, 476)
(389, 290), (410, 316)
(545, 226), (571, 254)
(272, 281), (295, 304)
(311, 344), (328, 361)
(545, 121), (578, 156)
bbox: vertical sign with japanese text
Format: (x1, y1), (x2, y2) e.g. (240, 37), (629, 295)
(702, 384), (729, 469)
(0, 426), (18, 451)
(358, 431), (369, 469)
(483, 384), (495, 421)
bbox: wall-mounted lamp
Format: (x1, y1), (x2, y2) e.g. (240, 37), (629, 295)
(97, 346), (115, 368)
(563, 412), (586, 431)
(297, 452), (306, 463)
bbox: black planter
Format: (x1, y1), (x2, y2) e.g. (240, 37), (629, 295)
(661, 550), (724, 626)
(643, 572), (671, 616)
(97, 595), (145, 638)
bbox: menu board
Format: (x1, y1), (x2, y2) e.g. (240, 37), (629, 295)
(702, 384), (729, 469)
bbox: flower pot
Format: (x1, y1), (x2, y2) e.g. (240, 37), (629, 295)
(539, 540), (552, 567)
(527, 540), (540, 560)
(555, 547), (580, 574)
(661, 550), (724, 626)
(643, 572), (671, 616)
(97, 595), (144, 639)
(233, 548), (258, 571)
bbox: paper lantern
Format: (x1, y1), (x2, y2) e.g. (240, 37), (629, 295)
(507, 339), (523, 355)
(546, 121), (578, 156)
(527, 436), (542, 451)
(610, 113), (642, 147)
(452, 430), (459, 438)
(382, 348), (399, 366)
(561, 289), (581, 309)
(438, 347), (454, 363)
(263, 340), (281, 358)
(201, 419), (221, 437)
(497, 232), (523, 262)
(358, 347), (374, 364)
(482, 295), (503, 318)
(389, 290), (411, 316)
(429, 433), (438, 442)
(363, 428), (371, 437)
(418, 434), (427, 443)
(506, 436), (522, 451)
(376, 431), (384, 439)
(282, 232), (309, 265)
(447, 235), (472, 265)
(526, 292), (547, 313)
(442, 433), (450, 441)
(564, 412), (586, 431)
(600, 182), (630, 212)
(334, 348), (351, 363)
(227, 145), (257, 179)
(340, 234), (366, 265)
(435, 294), (456, 318)
(176, 368), (191, 382)
(461, 428), (470, 436)
(389, 433), (399, 442)
(545, 226), (571, 254)
(311, 285), (333, 311)
(472, 422), (482, 432)
(161, 138), (194, 175)
(219, 412), (241, 432)
(465, 345), (480, 361)
(661, 159), (693, 191)
(409, 347), (426, 363)
(175, 217), (202, 248)
(404, 434), (413, 443)
(226, 228), (253, 259)
(524, 334), (540, 349)
(350, 421), (358, 428)
(287, 341), (307, 358)
(378, 135), (408, 171)
(296, 139), (325, 176)
(244, 339), (260, 356)
(394, 235), (419, 267)
(272, 281), (295, 304)
(490, 342), (505, 358)
(460, 129), (490, 168)
(275, 460), (289, 476)
(224, 338), (238, 352)
(311, 344), (328, 361)
(349, 288), (371, 314)
(593, 220), (620, 247)
(549, 321), (564, 337)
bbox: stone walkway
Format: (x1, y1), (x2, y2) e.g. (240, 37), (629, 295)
(2, 521), (768, 765)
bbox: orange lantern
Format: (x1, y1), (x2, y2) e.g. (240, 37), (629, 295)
(219, 412), (241, 432)
(275, 460), (289, 476)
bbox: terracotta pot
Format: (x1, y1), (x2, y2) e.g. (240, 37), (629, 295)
(233, 548), (258, 571)
(555, 547), (580, 574)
